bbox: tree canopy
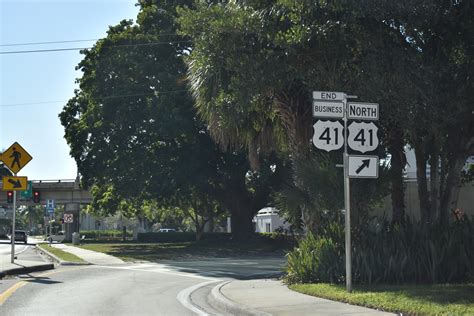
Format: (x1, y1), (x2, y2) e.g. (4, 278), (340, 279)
(60, 0), (283, 239)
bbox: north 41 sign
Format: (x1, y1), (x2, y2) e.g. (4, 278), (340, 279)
(347, 122), (379, 153)
(312, 120), (344, 152)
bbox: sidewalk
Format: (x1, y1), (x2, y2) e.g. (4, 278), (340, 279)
(211, 279), (395, 315)
(48, 243), (124, 265)
(0, 243), (54, 278)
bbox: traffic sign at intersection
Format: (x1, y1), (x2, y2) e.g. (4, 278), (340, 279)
(64, 213), (73, 223)
(2, 176), (28, 191)
(0, 142), (33, 174)
(347, 122), (379, 153)
(312, 101), (344, 118)
(313, 91), (345, 101)
(312, 120), (344, 152)
(348, 155), (379, 178)
(347, 102), (379, 121)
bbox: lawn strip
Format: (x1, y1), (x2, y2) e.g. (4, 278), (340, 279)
(78, 239), (288, 261)
(289, 283), (474, 315)
(38, 244), (86, 263)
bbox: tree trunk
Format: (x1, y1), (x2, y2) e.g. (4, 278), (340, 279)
(439, 156), (465, 227)
(195, 225), (205, 241)
(414, 145), (431, 224)
(300, 204), (320, 235)
(230, 206), (255, 240)
(429, 151), (439, 220)
(388, 129), (406, 224)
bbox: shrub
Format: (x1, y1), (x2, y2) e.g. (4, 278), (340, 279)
(137, 232), (232, 243)
(257, 232), (297, 248)
(284, 219), (473, 285)
(285, 233), (344, 284)
(81, 230), (132, 240)
(353, 218), (474, 284)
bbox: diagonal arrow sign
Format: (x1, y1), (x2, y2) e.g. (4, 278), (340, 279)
(355, 159), (371, 174)
(8, 178), (22, 188)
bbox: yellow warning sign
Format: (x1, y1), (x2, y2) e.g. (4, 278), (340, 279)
(1, 142), (32, 173)
(2, 176), (28, 191)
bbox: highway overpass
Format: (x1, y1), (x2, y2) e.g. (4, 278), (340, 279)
(0, 179), (91, 240)
(0, 179), (91, 205)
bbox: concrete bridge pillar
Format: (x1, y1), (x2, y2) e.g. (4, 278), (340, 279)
(64, 203), (80, 242)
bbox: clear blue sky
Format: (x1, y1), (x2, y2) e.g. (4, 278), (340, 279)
(0, 0), (139, 180)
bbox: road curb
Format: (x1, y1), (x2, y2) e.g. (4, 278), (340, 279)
(36, 245), (90, 266)
(0, 262), (55, 279)
(177, 279), (219, 315)
(210, 281), (271, 316)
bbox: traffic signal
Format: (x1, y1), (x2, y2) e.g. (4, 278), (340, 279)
(33, 190), (40, 203)
(7, 191), (13, 203)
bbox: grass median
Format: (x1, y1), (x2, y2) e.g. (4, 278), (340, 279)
(38, 244), (86, 263)
(290, 283), (474, 315)
(77, 238), (290, 261)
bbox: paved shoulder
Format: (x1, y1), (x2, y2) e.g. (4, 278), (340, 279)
(50, 244), (125, 265)
(219, 279), (395, 315)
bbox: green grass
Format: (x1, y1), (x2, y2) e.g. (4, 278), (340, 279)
(38, 244), (86, 263)
(77, 238), (289, 261)
(290, 283), (474, 315)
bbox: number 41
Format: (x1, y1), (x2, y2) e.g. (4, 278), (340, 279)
(353, 129), (374, 146)
(319, 127), (340, 144)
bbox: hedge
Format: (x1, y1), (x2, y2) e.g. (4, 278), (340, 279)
(137, 232), (232, 242)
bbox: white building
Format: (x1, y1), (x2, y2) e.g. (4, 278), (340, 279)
(253, 207), (290, 233)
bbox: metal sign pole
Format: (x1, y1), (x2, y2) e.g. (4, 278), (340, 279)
(49, 213), (52, 246)
(343, 96), (352, 293)
(11, 175), (17, 263)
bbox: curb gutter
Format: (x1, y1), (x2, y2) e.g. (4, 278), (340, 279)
(0, 262), (54, 279)
(210, 281), (271, 316)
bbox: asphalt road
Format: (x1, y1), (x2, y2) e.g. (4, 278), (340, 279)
(0, 251), (286, 315)
(1, 265), (204, 315)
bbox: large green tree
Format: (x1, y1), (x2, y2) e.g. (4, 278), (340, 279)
(178, 0), (473, 228)
(60, 0), (281, 240)
(178, 1), (406, 229)
(387, 0), (474, 226)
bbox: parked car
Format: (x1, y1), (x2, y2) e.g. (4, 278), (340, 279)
(14, 230), (28, 244)
(46, 231), (65, 243)
(158, 228), (176, 233)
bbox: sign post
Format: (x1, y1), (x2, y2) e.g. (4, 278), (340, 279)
(313, 91), (379, 293)
(0, 142), (33, 263)
(342, 95), (352, 293)
(11, 189), (17, 263)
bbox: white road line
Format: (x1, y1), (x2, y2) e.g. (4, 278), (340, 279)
(15, 245), (30, 255)
(177, 280), (219, 316)
(95, 264), (218, 281)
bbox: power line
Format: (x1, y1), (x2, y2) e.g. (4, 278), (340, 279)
(1, 100), (68, 107)
(1, 47), (90, 55)
(0, 33), (184, 47)
(0, 40), (192, 55)
(0, 39), (98, 47)
(0, 90), (189, 107)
